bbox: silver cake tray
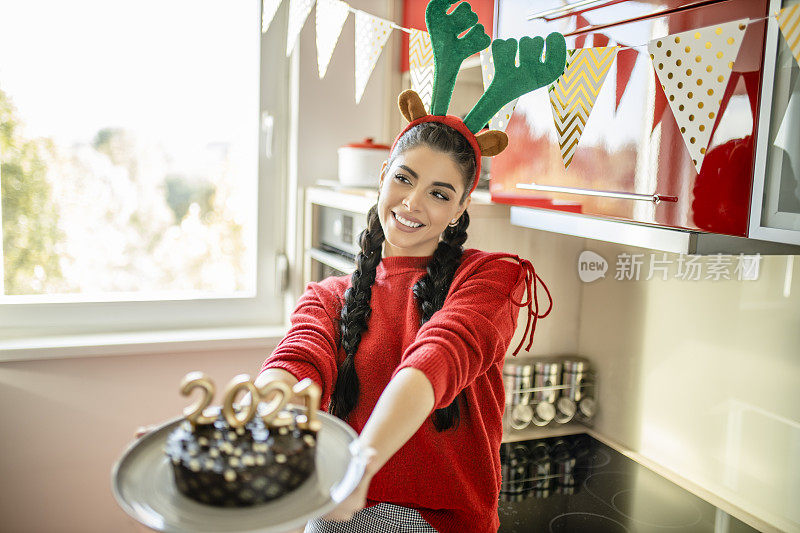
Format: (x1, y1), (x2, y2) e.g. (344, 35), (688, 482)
(111, 408), (364, 532)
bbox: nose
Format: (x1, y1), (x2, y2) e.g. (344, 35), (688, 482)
(402, 189), (423, 211)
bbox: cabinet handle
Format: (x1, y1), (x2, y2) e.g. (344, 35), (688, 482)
(516, 182), (678, 204)
(527, 0), (613, 21)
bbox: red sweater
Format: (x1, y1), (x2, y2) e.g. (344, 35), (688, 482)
(260, 249), (551, 532)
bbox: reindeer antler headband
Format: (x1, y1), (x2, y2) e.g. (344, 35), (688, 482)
(391, 0), (568, 195)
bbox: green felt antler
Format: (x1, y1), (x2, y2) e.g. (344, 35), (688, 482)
(463, 33), (567, 133)
(426, 0), (491, 116)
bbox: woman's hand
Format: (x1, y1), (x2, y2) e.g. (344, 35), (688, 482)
(322, 441), (378, 522)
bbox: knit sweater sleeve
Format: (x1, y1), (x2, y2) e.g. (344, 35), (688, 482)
(392, 256), (525, 409)
(259, 280), (343, 408)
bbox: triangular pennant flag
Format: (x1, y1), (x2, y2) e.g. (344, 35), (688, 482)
(593, 33), (610, 47)
(262, 0), (283, 34)
(649, 19), (748, 172)
(549, 47), (618, 169)
(479, 48), (517, 131)
(574, 14), (590, 49)
(409, 29), (434, 113)
(354, 11), (392, 104)
(615, 47), (638, 111)
(315, 0), (349, 79)
(777, 5), (800, 68)
(286, 0), (315, 57)
(652, 67), (668, 133)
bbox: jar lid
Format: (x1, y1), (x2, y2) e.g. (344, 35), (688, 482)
(562, 358), (590, 373)
(503, 362), (534, 376)
(533, 361), (561, 374)
(341, 137), (391, 150)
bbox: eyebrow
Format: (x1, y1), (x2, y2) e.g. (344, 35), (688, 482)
(397, 164), (457, 193)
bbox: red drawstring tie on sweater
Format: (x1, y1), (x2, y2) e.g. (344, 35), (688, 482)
(510, 258), (553, 356)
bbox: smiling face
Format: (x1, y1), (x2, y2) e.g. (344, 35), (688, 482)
(377, 145), (471, 258)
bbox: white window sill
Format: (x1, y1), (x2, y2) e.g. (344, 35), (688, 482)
(0, 326), (289, 363)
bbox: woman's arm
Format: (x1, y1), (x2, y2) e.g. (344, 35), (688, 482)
(323, 366), (435, 521)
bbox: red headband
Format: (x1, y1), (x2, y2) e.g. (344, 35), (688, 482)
(389, 115), (482, 196)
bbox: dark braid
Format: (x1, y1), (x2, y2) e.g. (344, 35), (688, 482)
(412, 211), (470, 431)
(329, 121), (477, 430)
(328, 205), (384, 420)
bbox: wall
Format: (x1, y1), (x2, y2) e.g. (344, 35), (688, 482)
(578, 240), (800, 532)
(296, 0), (401, 187)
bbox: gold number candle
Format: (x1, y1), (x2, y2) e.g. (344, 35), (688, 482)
(222, 374), (259, 428)
(180, 371), (217, 425)
(292, 378), (322, 432)
(256, 380), (293, 427)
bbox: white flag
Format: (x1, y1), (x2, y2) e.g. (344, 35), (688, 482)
(354, 11), (393, 104)
(316, 0), (350, 79)
(649, 19), (748, 172)
(262, 0), (283, 34)
(286, 0), (315, 57)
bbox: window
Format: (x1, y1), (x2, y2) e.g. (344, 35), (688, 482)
(0, 0), (291, 340)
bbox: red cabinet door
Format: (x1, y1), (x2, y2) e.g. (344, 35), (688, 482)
(490, 0), (768, 237)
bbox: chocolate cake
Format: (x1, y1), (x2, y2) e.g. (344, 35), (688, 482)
(164, 410), (317, 507)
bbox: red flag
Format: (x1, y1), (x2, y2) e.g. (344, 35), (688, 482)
(615, 47), (638, 112)
(652, 65), (668, 133)
(593, 33), (610, 47)
(574, 14), (590, 48)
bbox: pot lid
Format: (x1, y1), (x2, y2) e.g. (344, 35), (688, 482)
(341, 137), (391, 150)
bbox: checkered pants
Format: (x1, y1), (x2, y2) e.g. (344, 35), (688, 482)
(304, 503), (437, 532)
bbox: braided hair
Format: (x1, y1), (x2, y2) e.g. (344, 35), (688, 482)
(328, 121), (477, 431)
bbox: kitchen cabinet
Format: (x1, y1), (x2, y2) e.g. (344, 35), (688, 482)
(491, 0), (800, 254)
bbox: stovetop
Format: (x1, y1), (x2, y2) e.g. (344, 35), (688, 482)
(498, 433), (761, 533)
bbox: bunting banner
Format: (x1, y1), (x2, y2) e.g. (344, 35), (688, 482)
(286, 0), (315, 57)
(480, 48), (518, 131)
(549, 47), (618, 169)
(315, 0), (349, 79)
(262, 0), (283, 34)
(409, 29), (434, 114)
(649, 19), (748, 172)
(777, 5), (800, 68)
(354, 11), (392, 104)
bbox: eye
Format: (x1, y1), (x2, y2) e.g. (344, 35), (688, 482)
(431, 190), (450, 201)
(394, 174), (411, 184)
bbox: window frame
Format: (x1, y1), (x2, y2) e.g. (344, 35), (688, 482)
(0, 2), (293, 343)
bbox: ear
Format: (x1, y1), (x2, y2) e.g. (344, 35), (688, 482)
(398, 90), (428, 123)
(378, 159), (388, 188)
(475, 130), (508, 157)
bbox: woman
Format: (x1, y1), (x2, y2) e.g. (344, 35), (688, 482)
(257, 109), (550, 532)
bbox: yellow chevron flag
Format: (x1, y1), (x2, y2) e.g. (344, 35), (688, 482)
(549, 47), (618, 169)
(777, 5), (800, 69)
(409, 29), (434, 114)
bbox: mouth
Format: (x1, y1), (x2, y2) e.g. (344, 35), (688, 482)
(392, 211), (425, 229)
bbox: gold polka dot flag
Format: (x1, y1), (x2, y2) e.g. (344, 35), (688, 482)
(315, 0), (350, 79)
(262, 0), (283, 34)
(409, 29), (434, 114)
(549, 47), (619, 170)
(647, 19), (748, 173)
(777, 5), (800, 68)
(355, 11), (393, 104)
(480, 47), (518, 132)
(286, 0), (315, 57)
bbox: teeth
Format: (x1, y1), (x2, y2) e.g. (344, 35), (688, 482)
(395, 213), (422, 228)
